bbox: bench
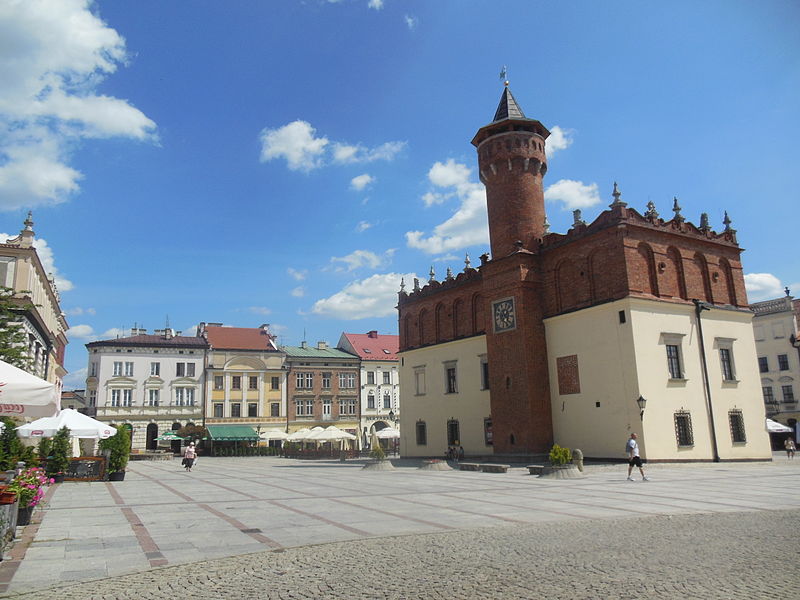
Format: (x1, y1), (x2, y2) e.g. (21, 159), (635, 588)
(458, 462), (482, 471)
(526, 465), (544, 475)
(480, 464), (510, 473)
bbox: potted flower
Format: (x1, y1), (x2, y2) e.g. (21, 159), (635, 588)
(99, 426), (130, 481)
(8, 467), (52, 526)
(46, 426), (71, 483)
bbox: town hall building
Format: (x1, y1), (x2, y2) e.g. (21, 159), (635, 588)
(397, 85), (771, 462)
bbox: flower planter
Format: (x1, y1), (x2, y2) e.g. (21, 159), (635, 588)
(17, 506), (33, 526)
(0, 491), (16, 505)
(108, 471), (126, 482)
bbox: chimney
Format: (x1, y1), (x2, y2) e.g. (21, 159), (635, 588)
(317, 341), (327, 350)
(367, 330), (378, 338)
(301, 341), (308, 349)
(165, 328), (174, 340)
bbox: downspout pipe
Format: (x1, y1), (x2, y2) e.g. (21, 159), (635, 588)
(694, 299), (720, 462)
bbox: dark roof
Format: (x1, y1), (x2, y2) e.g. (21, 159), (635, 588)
(282, 345), (358, 360)
(493, 86), (526, 122)
(87, 334), (208, 349)
(204, 326), (279, 351)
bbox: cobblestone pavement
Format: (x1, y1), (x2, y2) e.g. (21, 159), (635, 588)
(2, 455), (799, 598)
(9, 509), (799, 599)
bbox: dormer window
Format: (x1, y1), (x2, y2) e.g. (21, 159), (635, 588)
(363, 348), (372, 354)
(383, 349), (391, 354)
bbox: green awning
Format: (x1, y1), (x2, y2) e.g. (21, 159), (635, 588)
(206, 425), (259, 441)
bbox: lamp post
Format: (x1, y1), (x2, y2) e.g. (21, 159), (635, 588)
(636, 395), (647, 420)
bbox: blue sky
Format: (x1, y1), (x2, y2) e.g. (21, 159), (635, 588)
(0, 0), (798, 389)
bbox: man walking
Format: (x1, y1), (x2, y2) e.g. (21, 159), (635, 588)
(626, 433), (649, 481)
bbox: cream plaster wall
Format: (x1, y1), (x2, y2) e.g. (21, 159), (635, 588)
(399, 336), (490, 458)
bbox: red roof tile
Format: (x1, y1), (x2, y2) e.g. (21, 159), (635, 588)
(341, 332), (399, 360)
(204, 326), (278, 351)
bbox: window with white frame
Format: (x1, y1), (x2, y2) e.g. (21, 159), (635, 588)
(296, 372), (313, 389)
(383, 371), (391, 384)
(383, 392), (391, 409)
(367, 393), (375, 409)
(414, 367), (426, 395)
(111, 389), (121, 407)
(661, 333), (686, 380)
(249, 376), (258, 390)
(367, 371), (375, 385)
(124, 362), (134, 377)
(231, 376), (241, 390)
(175, 388), (195, 406)
(339, 398), (357, 415)
(783, 385), (795, 403)
(90, 362), (98, 377)
(150, 362), (160, 376)
(88, 390), (96, 407)
(323, 397), (331, 416)
(321, 372), (331, 388)
(122, 389), (133, 407)
(113, 361), (123, 376)
(338, 372), (356, 389)
(716, 339), (736, 381)
(148, 389), (160, 406)
(214, 375), (223, 390)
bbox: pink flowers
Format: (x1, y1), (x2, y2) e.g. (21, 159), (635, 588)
(8, 467), (52, 508)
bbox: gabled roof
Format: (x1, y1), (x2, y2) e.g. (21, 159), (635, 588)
(87, 334), (208, 349)
(204, 326), (279, 352)
(340, 332), (399, 361)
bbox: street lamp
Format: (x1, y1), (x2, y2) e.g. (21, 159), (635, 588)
(636, 395), (647, 420)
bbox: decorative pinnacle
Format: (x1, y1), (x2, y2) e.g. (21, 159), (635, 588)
(543, 214), (550, 234)
(672, 197), (684, 222)
(786, 286), (791, 297)
(446, 267), (454, 281)
(723, 211), (733, 232)
(399, 278), (405, 293)
(644, 200), (659, 220)
(23, 211), (34, 231)
(699, 212), (710, 231)
(429, 266), (436, 282)
(413, 277), (420, 292)
(609, 182), (627, 208)
(572, 209), (586, 227)
(464, 253), (471, 271)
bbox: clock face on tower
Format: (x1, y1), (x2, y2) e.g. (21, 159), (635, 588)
(492, 297), (516, 333)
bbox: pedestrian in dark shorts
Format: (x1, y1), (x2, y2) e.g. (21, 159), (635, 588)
(626, 433), (649, 481)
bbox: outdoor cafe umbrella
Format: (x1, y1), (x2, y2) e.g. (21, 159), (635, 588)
(0, 358), (59, 419)
(766, 418), (792, 433)
(307, 426), (357, 442)
(16, 408), (116, 439)
(286, 428), (311, 442)
(156, 431), (184, 441)
(375, 427), (400, 439)
(259, 428), (289, 441)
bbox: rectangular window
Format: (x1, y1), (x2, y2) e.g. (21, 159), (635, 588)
(338, 372), (356, 389)
(176, 362), (185, 377)
(89, 390), (97, 407)
(719, 348), (735, 381)
(295, 400), (304, 416)
(124, 362), (134, 377)
(763, 386), (775, 404)
(248, 403), (258, 417)
(150, 362), (160, 376)
(447, 420), (460, 446)
(305, 398), (314, 415)
(782, 385), (795, 403)
(113, 361), (122, 376)
(758, 357), (769, 373)
(187, 363), (195, 377)
(214, 375), (224, 390)
(111, 389), (121, 407)
(90, 362), (98, 377)
(414, 368), (425, 395)
(481, 359), (490, 390)
(232, 376), (241, 390)
(729, 410), (746, 443)
(484, 418), (493, 446)
(674, 411), (694, 447)
(148, 389), (159, 406)
(367, 394), (375, 409)
(339, 398), (356, 415)
(270, 403), (279, 417)
(778, 354), (789, 371)
(383, 392), (391, 409)
(445, 363), (458, 394)
(249, 376), (258, 390)
(415, 421), (427, 445)
(187, 388), (195, 405)
(666, 345), (682, 379)
(322, 372), (331, 388)
(175, 388), (185, 406)
(296, 372), (313, 389)
(213, 403), (223, 418)
(367, 371), (375, 385)
(383, 371), (391, 385)
(323, 398), (331, 416)
(271, 376), (280, 390)
(231, 403), (241, 418)
(122, 389), (133, 407)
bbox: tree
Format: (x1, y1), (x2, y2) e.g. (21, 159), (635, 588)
(0, 286), (33, 371)
(99, 426), (130, 473)
(47, 426), (72, 476)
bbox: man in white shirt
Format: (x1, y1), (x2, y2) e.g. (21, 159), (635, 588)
(626, 433), (649, 481)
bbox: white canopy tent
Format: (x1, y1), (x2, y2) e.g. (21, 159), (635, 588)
(0, 359), (59, 419)
(375, 427), (400, 439)
(307, 426), (357, 442)
(259, 428), (289, 441)
(766, 418), (792, 433)
(286, 428), (311, 442)
(17, 409), (117, 439)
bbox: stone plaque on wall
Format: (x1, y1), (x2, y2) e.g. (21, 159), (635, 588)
(557, 355), (580, 395)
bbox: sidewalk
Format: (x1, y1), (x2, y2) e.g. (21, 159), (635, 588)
(2, 454), (798, 596)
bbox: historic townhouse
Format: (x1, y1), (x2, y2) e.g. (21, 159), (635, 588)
(282, 342), (360, 440)
(201, 323), (286, 439)
(752, 293), (800, 431)
(398, 85), (771, 462)
(337, 330), (400, 442)
(85, 328), (208, 450)
(0, 213), (68, 386)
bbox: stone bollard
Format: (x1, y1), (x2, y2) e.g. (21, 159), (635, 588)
(572, 448), (584, 472)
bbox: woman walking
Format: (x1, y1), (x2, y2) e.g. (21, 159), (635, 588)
(183, 442), (197, 472)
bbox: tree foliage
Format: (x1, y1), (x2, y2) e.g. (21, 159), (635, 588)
(99, 426), (130, 473)
(176, 424), (208, 441)
(0, 417), (36, 470)
(46, 426), (72, 476)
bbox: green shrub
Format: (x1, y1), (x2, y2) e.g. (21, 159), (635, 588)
(37, 437), (52, 461)
(369, 444), (386, 461)
(46, 426), (72, 475)
(549, 444), (572, 466)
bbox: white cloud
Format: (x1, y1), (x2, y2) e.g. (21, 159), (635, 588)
(404, 14), (418, 30)
(182, 324), (198, 337)
(356, 221), (372, 232)
(259, 120), (329, 171)
(259, 121), (404, 171)
(0, 231), (73, 291)
(66, 324), (95, 340)
(62, 367), (87, 390)
(291, 286), (305, 298)
(350, 174), (375, 191)
(101, 327), (125, 338)
(368, 0), (384, 9)
(65, 307), (95, 316)
(288, 267), (307, 281)
(544, 179), (601, 210)
(406, 159), (489, 254)
(744, 273), (786, 302)
(330, 249), (388, 272)
(312, 272), (416, 319)
(0, 0), (157, 209)
(248, 306), (272, 316)
(546, 126), (573, 157)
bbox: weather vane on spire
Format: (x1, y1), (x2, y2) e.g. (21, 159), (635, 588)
(499, 65), (508, 85)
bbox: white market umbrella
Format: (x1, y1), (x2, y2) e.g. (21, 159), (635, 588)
(286, 428), (311, 442)
(260, 428), (289, 441)
(766, 418), (792, 433)
(309, 426), (357, 442)
(375, 427), (400, 439)
(17, 408), (117, 439)
(0, 359), (59, 418)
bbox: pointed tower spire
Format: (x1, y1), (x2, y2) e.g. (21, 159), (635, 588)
(399, 278), (406, 293)
(609, 182), (627, 208)
(723, 211), (733, 232)
(492, 86), (527, 122)
(672, 197), (684, 223)
(464, 253), (471, 271)
(446, 267), (454, 281)
(429, 266), (436, 282)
